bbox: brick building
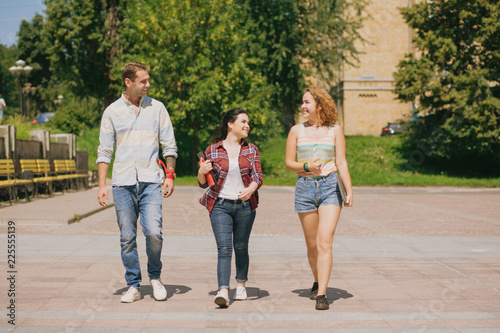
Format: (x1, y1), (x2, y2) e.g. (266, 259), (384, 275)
(338, 0), (420, 136)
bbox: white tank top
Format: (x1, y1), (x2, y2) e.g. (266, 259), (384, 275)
(218, 157), (245, 200)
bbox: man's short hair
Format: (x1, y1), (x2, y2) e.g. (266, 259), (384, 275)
(121, 62), (148, 84)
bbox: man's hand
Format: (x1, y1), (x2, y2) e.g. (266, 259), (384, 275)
(97, 162), (110, 207)
(162, 178), (174, 198)
(98, 186), (108, 207)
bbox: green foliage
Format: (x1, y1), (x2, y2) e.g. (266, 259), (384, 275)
(17, 14), (57, 115)
(74, 128), (500, 186)
(76, 127), (100, 172)
(4, 0), (368, 178)
(259, 135), (296, 183)
(0, 44), (20, 117)
(120, 0), (280, 174)
(2, 116), (40, 139)
(243, 0), (368, 130)
(394, 0), (500, 176)
(306, 0), (367, 85)
(257, 134), (500, 186)
(50, 95), (102, 135)
(43, 0), (122, 106)
(347, 135), (410, 185)
(3, 0), (368, 175)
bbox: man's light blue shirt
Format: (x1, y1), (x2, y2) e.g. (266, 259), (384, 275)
(97, 93), (177, 186)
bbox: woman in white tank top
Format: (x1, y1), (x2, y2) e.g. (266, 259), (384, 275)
(285, 87), (353, 310)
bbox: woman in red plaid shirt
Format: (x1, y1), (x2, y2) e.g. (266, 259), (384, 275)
(198, 108), (263, 308)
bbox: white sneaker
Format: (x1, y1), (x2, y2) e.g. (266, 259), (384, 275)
(234, 286), (247, 300)
(214, 289), (229, 307)
(150, 278), (167, 301)
(121, 286), (140, 303)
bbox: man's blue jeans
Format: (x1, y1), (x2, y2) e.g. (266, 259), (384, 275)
(112, 182), (163, 289)
(210, 198), (256, 290)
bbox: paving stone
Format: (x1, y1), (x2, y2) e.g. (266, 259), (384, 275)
(0, 185), (499, 330)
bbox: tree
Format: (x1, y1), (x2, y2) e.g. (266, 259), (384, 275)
(50, 93), (102, 135)
(394, 0), (500, 176)
(17, 14), (56, 115)
(120, 0), (278, 173)
(0, 44), (19, 118)
(43, 0), (122, 108)
(243, 0), (368, 131)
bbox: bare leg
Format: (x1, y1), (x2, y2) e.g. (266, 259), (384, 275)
(298, 210), (320, 282)
(316, 205), (341, 296)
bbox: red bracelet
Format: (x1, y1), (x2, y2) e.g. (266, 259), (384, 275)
(158, 159), (176, 179)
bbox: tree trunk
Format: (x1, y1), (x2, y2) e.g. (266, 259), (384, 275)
(104, 0), (120, 108)
(191, 129), (199, 174)
(104, 93), (117, 109)
(283, 97), (296, 133)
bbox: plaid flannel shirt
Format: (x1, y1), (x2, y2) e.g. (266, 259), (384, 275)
(198, 140), (263, 213)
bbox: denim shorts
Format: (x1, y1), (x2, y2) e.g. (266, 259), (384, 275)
(294, 172), (343, 213)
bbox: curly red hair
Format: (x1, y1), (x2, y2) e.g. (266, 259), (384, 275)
(305, 87), (338, 124)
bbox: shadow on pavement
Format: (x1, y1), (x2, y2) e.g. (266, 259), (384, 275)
(209, 287), (270, 300)
(292, 287), (353, 303)
(114, 284), (192, 300)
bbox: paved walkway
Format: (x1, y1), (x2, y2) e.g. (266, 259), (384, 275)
(1, 185), (500, 332)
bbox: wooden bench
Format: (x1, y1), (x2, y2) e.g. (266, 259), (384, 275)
(53, 159), (74, 192)
(1, 159), (33, 204)
(19, 159), (55, 197)
(64, 159), (89, 189)
(0, 159), (17, 205)
(36, 159), (56, 196)
(53, 159), (88, 191)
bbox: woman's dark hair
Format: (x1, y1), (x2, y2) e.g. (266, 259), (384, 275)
(213, 108), (248, 142)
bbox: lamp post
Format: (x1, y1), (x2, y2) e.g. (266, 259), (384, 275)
(53, 94), (64, 108)
(9, 59), (33, 118)
(22, 83), (37, 120)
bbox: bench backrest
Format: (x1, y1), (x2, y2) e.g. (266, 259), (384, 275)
(65, 159), (77, 172)
(20, 159), (38, 173)
(36, 159), (51, 173)
(0, 159), (16, 176)
(53, 159), (68, 173)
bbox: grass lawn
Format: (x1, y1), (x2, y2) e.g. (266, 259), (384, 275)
(11, 118), (499, 187)
(88, 132), (499, 187)
(255, 135), (500, 187)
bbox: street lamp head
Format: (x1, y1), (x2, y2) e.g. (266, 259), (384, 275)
(23, 66), (33, 75)
(10, 59), (32, 118)
(9, 66), (23, 75)
(15, 59), (26, 67)
(9, 62), (32, 76)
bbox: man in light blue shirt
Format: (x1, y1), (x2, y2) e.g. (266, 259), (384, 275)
(0, 94), (6, 122)
(97, 62), (177, 303)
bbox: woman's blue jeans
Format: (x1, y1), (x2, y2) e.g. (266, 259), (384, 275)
(112, 182), (163, 289)
(210, 198), (256, 290)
